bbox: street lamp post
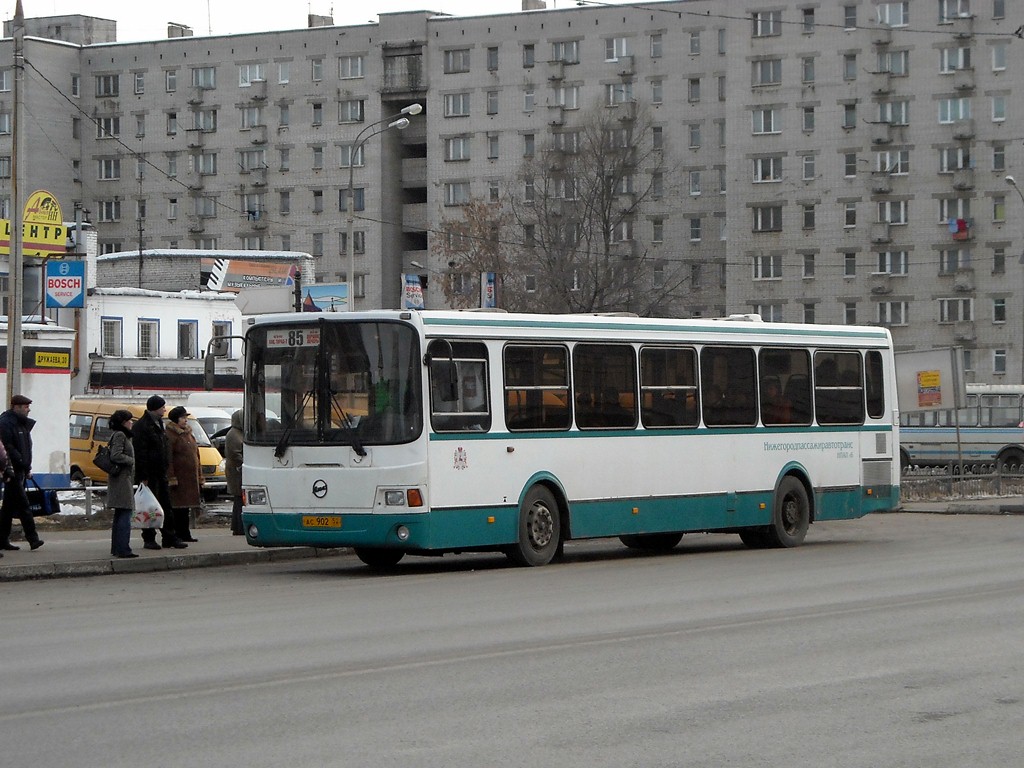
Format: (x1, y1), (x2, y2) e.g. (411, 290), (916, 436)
(1006, 176), (1024, 383)
(345, 103), (422, 310)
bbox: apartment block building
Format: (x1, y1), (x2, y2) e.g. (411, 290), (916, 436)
(0, 0), (1021, 382)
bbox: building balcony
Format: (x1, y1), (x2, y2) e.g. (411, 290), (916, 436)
(949, 14), (974, 39)
(952, 68), (975, 91)
(954, 268), (975, 292)
(185, 128), (204, 148)
(615, 55), (635, 77)
(952, 119), (975, 139)
(870, 275), (893, 294)
(954, 320), (976, 342)
(403, 202), (427, 233)
(871, 122), (893, 145)
(870, 222), (892, 243)
(401, 156), (427, 186)
(547, 60), (565, 81)
(871, 26), (892, 46)
(871, 72), (893, 95)
(870, 174), (893, 194)
(952, 168), (975, 190)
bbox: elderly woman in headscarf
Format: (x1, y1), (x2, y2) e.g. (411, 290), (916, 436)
(107, 409), (137, 558)
(166, 405), (204, 543)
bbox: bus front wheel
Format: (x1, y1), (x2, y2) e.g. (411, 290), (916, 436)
(507, 486), (561, 567)
(354, 547), (405, 570)
(766, 476), (810, 548)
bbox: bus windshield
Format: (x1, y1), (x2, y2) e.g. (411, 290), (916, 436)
(245, 320), (422, 448)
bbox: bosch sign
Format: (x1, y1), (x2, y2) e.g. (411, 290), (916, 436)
(44, 260), (86, 308)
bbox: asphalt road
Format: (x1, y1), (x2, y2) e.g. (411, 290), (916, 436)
(3, 513), (1023, 767)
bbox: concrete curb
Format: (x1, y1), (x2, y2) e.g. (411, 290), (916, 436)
(0, 546), (344, 582)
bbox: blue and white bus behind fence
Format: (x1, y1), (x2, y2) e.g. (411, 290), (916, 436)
(238, 310), (899, 568)
(899, 383), (1024, 471)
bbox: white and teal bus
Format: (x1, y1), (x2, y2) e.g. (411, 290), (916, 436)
(899, 383), (1024, 471)
(236, 310), (899, 568)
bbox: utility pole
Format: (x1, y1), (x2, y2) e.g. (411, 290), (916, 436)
(5, 0), (26, 402)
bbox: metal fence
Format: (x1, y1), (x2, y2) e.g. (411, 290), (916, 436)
(900, 463), (1024, 501)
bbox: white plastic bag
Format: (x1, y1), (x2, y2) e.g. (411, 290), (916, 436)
(131, 484), (165, 529)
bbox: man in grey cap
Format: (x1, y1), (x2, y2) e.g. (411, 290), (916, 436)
(132, 395), (187, 550)
(0, 394), (44, 551)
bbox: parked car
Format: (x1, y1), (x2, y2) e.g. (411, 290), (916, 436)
(187, 406), (233, 457)
(69, 398), (227, 499)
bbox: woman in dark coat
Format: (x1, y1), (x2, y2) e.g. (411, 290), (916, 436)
(107, 409), (138, 558)
(166, 406), (203, 543)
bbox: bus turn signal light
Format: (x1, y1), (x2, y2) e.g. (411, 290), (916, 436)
(407, 489), (424, 507)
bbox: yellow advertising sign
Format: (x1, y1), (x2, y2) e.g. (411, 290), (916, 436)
(0, 189), (66, 258)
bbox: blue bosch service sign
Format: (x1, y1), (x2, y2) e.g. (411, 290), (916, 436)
(45, 259), (85, 308)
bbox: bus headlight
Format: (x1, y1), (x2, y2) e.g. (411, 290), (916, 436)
(247, 524), (259, 538)
(244, 487), (268, 506)
(396, 525), (410, 541)
(384, 490), (406, 506)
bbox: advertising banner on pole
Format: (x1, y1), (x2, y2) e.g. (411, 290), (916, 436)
(403, 274), (424, 310)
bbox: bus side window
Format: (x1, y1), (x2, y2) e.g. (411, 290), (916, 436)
(428, 340), (491, 433)
(701, 346), (757, 427)
(504, 344), (571, 431)
(640, 346), (698, 429)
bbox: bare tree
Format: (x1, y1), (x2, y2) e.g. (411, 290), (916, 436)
(433, 101), (691, 315)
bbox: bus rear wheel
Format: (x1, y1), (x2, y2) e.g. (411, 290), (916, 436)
(619, 533), (683, 552)
(998, 449), (1024, 473)
(354, 547), (405, 570)
(506, 486), (561, 567)
(766, 477), (810, 548)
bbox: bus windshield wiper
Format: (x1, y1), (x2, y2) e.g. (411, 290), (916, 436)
(275, 386), (315, 459)
(328, 392), (366, 456)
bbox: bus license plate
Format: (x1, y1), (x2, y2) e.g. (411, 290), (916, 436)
(302, 515), (341, 529)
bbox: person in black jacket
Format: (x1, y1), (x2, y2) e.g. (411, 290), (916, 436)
(131, 395), (187, 550)
(0, 394), (44, 551)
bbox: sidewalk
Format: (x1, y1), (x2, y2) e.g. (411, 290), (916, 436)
(0, 525), (343, 582)
(2, 498), (1022, 582)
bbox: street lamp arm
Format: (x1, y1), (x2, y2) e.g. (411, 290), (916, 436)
(345, 103), (421, 310)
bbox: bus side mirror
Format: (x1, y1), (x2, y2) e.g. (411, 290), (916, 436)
(203, 336), (241, 391)
(203, 353), (217, 391)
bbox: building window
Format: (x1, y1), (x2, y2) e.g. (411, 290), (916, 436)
(843, 53), (857, 80)
(445, 136), (471, 161)
(689, 171), (701, 196)
(938, 297), (973, 323)
(524, 89), (536, 111)
(239, 63), (266, 86)
(650, 33), (663, 59)
(993, 194), (1006, 222)
(98, 199), (121, 222)
(340, 231), (366, 255)
(753, 205), (783, 232)
(138, 320), (159, 357)
(311, 58), (323, 82)
(653, 125), (664, 150)
(993, 144), (1006, 171)
(689, 31), (701, 55)
(605, 37), (629, 61)
(95, 74), (119, 97)
(652, 218), (664, 243)
(556, 85), (580, 110)
(878, 99), (910, 125)
(843, 5), (857, 29)
(523, 133), (535, 157)
(278, 62), (290, 84)
(443, 49), (471, 74)
(877, 2), (910, 26)
(98, 158), (120, 180)
(842, 103), (857, 129)
(939, 97), (971, 123)
(339, 188), (365, 212)
(844, 153), (858, 177)
(753, 253), (782, 279)
(488, 180), (500, 203)
(194, 109), (217, 131)
(876, 250), (909, 275)
(752, 107), (777, 134)
(443, 93), (470, 117)
(487, 46), (499, 71)
(690, 218), (702, 242)
(878, 199), (909, 225)
(339, 55), (364, 79)
(802, 57), (815, 83)
(993, 247), (1006, 274)
(445, 182), (471, 206)
(133, 71), (144, 94)
(177, 320), (199, 359)
(752, 59), (782, 86)
(191, 66), (215, 89)
(803, 303), (816, 323)
(993, 297), (1006, 323)
(71, 73), (80, 97)
(279, 190), (290, 214)
(803, 253), (816, 277)
(523, 43), (536, 68)
(802, 154), (815, 180)
(752, 10), (782, 37)
(101, 318), (123, 357)
(335, 100), (362, 124)
(994, 0), (1005, 19)
(877, 302), (908, 326)
(844, 302), (857, 325)
(802, 204), (816, 229)
(753, 156), (782, 183)
(802, 106), (815, 131)
(844, 202), (857, 227)
(878, 49), (909, 76)
(802, 7), (816, 32)
(844, 251), (857, 276)
(651, 79), (663, 105)
(994, 349), (1007, 375)
(992, 96), (1006, 122)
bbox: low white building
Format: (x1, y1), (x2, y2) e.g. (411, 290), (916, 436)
(73, 288), (245, 396)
